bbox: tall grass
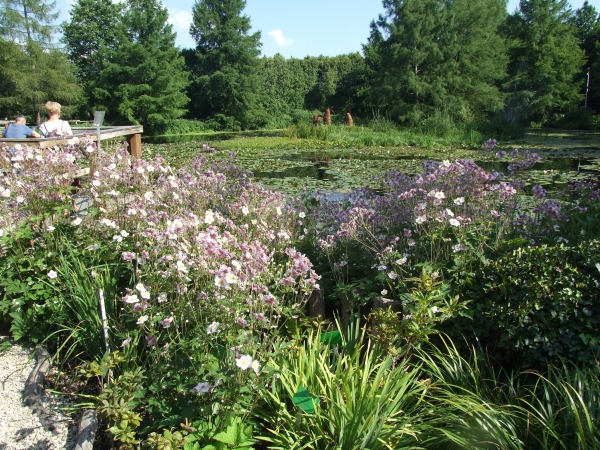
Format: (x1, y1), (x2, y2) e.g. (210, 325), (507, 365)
(283, 121), (483, 148)
(258, 323), (527, 449)
(45, 240), (126, 366)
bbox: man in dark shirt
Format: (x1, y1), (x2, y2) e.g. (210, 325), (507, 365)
(2, 115), (40, 138)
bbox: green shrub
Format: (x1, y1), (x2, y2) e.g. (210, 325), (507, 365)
(162, 119), (212, 135)
(451, 241), (600, 367)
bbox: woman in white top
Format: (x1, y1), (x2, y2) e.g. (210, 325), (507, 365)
(39, 101), (73, 138)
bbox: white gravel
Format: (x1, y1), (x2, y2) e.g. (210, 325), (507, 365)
(0, 336), (77, 449)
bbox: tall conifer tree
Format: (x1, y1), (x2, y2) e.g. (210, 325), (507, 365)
(366, 0), (507, 124)
(504, 0), (585, 123)
(188, 0), (265, 129)
(89, 0), (189, 130)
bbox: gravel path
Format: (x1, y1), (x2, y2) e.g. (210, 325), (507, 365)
(0, 336), (77, 449)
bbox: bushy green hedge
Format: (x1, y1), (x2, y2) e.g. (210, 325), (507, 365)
(453, 241), (600, 367)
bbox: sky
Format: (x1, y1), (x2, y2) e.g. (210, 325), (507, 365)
(54, 0), (600, 59)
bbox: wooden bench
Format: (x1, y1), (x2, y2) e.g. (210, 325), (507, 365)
(0, 125), (144, 158)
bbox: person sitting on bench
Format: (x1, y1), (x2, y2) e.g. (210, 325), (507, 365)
(39, 101), (73, 138)
(2, 115), (40, 138)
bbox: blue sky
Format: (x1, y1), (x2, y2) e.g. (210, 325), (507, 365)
(55, 0), (600, 58)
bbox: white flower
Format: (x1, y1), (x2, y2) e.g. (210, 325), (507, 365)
(15, 196), (24, 203)
(91, 179), (101, 187)
(434, 191), (446, 199)
(136, 166), (145, 174)
(236, 354), (253, 370)
(431, 306), (439, 314)
(120, 230), (129, 237)
(121, 337), (131, 347)
(0, 187), (10, 198)
(445, 208), (454, 217)
(454, 197), (465, 205)
(395, 255), (408, 265)
(276, 206), (282, 216)
(388, 271), (398, 280)
(225, 273), (238, 285)
(176, 260), (188, 273)
(47, 226), (55, 232)
(157, 292), (168, 303)
(299, 211), (306, 219)
(86, 244), (99, 251)
(214, 276), (227, 288)
(85, 145), (95, 153)
(71, 217), (83, 226)
(206, 321), (219, 334)
(204, 210), (215, 224)
(192, 382), (211, 393)
(441, 160), (451, 167)
(241, 205), (249, 215)
(449, 218), (460, 227)
(47, 270), (58, 279)
(113, 235), (123, 242)
(124, 294), (140, 304)
(137, 315), (149, 325)
(415, 215), (427, 224)
(146, 165), (155, 172)
(251, 359), (260, 375)
(381, 289), (388, 296)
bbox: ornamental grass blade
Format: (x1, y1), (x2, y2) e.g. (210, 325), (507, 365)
(292, 386), (320, 414)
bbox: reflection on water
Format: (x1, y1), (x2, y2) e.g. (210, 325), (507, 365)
(253, 162), (335, 181)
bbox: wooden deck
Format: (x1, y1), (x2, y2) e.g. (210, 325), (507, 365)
(0, 125), (143, 158)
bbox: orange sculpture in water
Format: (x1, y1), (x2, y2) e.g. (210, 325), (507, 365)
(323, 108), (332, 125)
(345, 112), (354, 126)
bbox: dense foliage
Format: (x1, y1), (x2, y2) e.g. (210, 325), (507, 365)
(3, 0), (597, 130)
(1, 137), (599, 448)
(366, 0), (508, 124)
(0, 0), (81, 122)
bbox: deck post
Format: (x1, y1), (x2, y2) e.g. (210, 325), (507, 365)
(126, 133), (142, 158)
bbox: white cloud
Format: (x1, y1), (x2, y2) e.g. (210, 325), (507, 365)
(268, 29), (293, 47)
(168, 9), (193, 35)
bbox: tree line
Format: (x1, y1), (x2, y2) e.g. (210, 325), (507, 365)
(0, 0), (599, 132)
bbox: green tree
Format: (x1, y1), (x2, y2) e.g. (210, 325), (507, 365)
(61, 0), (122, 118)
(90, 0), (189, 131)
(188, 0), (265, 129)
(0, 0), (80, 122)
(367, 0), (507, 125)
(504, 0), (585, 123)
(569, 1), (600, 110)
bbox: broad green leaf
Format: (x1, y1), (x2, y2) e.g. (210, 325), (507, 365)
(292, 386), (320, 414)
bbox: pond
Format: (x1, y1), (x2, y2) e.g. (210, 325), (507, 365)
(142, 129), (600, 197)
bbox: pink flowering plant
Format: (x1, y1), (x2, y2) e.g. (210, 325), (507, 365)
(0, 137), (97, 229)
(0, 141), (319, 443)
(309, 150), (597, 349)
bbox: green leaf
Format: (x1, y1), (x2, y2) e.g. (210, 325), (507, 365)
(320, 331), (342, 345)
(292, 386), (320, 414)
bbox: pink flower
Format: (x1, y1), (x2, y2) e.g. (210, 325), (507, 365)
(145, 335), (157, 347)
(161, 316), (174, 328)
(263, 294), (278, 306)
